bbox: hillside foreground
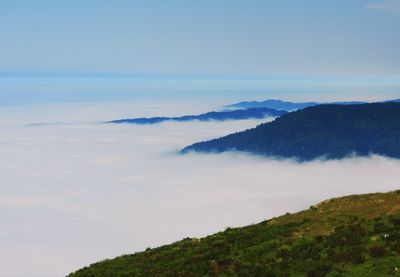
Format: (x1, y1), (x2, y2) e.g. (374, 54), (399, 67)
(69, 190), (400, 276)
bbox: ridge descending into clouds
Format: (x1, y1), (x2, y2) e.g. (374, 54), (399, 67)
(0, 101), (399, 276)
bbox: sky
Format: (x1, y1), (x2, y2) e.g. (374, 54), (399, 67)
(1, 101), (400, 276)
(0, 0), (399, 78)
(0, 0), (399, 104)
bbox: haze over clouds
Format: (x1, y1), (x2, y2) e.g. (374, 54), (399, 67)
(0, 101), (399, 276)
(1, 76), (399, 106)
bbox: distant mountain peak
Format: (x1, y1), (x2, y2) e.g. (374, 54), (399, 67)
(225, 99), (319, 111)
(224, 98), (394, 111)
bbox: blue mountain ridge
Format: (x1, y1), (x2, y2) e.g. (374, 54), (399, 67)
(107, 107), (287, 125)
(225, 99), (370, 111)
(225, 98), (400, 111)
(107, 98), (400, 125)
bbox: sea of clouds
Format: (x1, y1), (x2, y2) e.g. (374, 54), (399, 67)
(0, 100), (399, 276)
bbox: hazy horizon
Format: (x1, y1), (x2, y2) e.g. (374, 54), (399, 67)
(1, 75), (399, 107)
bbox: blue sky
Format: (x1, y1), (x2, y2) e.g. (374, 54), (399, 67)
(0, 0), (399, 104)
(0, 0), (399, 77)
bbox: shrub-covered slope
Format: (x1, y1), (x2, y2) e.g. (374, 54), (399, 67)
(68, 190), (400, 277)
(182, 103), (400, 161)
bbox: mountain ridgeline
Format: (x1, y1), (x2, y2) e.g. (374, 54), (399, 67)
(182, 103), (400, 161)
(225, 99), (369, 111)
(69, 190), (400, 276)
(107, 107), (287, 125)
(225, 98), (400, 111)
(225, 99), (319, 111)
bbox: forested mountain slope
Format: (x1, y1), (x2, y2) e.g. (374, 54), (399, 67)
(183, 103), (400, 161)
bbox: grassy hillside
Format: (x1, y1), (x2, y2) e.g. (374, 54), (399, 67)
(69, 190), (400, 277)
(182, 103), (400, 161)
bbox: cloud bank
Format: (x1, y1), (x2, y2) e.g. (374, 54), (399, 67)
(0, 101), (399, 276)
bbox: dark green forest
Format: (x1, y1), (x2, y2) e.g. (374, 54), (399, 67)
(182, 103), (400, 161)
(69, 190), (400, 277)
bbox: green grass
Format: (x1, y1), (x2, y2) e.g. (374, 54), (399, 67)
(68, 190), (400, 277)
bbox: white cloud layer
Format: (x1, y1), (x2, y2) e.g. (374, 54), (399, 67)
(0, 101), (399, 276)
(366, 0), (400, 14)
